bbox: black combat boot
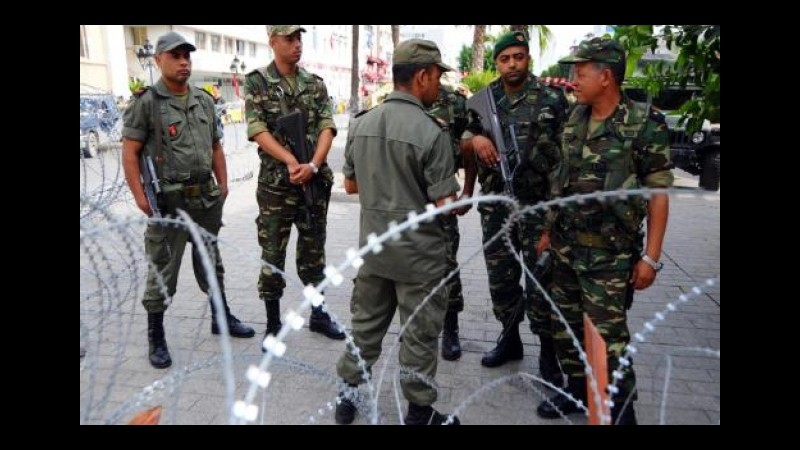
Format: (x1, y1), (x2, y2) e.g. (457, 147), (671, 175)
(310, 304), (346, 340)
(335, 383), (359, 425)
(538, 334), (564, 387)
(147, 312), (172, 369)
(536, 376), (587, 419)
(405, 402), (460, 425)
(610, 395), (638, 425)
(441, 310), (462, 361)
(262, 300), (282, 353)
(209, 292), (255, 338)
(481, 323), (523, 367)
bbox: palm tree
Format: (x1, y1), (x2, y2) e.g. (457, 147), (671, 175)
(391, 25), (400, 48)
(472, 25), (487, 74)
(350, 25), (359, 112)
(507, 25), (553, 55)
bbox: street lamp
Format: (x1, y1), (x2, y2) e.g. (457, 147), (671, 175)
(137, 39), (155, 84)
(230, 55), (246, 98)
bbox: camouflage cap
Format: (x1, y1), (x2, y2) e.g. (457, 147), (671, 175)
(494, 31), (529, 57)
(393, 39), (454, 72)
(269, 25), (307, 37)
(155, 31), (196, 54)
(559, 37), (625, 64)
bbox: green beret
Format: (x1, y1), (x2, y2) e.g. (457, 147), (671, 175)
(494, 31), (528, 57)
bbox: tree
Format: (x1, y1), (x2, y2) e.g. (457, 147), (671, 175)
(458, 44), (495, 73)
(391, 25), (400, 49)
(507, 25), (553, 55)
(350, 25), (360, 112)
(539, 62), (570, 79)
(614, 25), (720, 132)
(472, 25), (487, 74)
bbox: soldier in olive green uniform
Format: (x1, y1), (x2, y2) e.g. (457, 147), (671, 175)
(122, 32), (255, 369)
(335, 40), (461, 426)
(243, 25), (344, 343)
(536, 37), (674, 425)
(425, 84), (474, 361)
(462, 31), (568, 385)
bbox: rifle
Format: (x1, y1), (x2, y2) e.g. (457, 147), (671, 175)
(276, 110), (318, 233)
(465, 87), (518, 197)
(139, 153), (163, 219)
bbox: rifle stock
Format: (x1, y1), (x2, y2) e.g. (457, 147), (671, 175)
(276, 110), (318, 232)
(465, 87), (517, 197)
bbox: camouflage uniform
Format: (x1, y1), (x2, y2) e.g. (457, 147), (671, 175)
(465, 74), (568, 336)
(426, 84), (468, 314)
(549, 93), (673, 404)
(244, 27), (341, 340)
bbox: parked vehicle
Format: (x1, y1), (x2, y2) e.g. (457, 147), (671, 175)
(80, 93), (122, 158)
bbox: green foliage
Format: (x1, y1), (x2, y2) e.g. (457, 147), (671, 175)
(128, 77), (145, 94)
(462, 70), (497, 93)
(540, 62), (571, 79)
(459, 44), (495, 74)
(615, 25), (720, 132)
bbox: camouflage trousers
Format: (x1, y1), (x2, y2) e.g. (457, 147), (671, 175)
(337, 270), (449, 406)
(439, 214), (464, 313)
(548, 237), (637, 396)
(142, 180), (225, 313)
(477, 201), (552, 336)
(256, 179), (332, 303)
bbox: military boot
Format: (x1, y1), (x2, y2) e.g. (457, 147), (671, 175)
(441, 310), (462, 361)
(262, 300), (282, 353)
(536, 376), (587, 419)
(334, 383), (359, 425)
(310, 304), (346, 340)
(610, 395), (638, 425)
(209, 292), (255, 338)
(481, 323), (523, 367)
(404, 402), (460, 425)
(538, 334), (564, 387)
(147, 312), (172, 369)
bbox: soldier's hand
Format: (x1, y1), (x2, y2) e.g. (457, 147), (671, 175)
(453, 192), (473, 215)
(136, 197), (153, 217)
(220, 184), (229, 199)
(290, 164), (314, 185)
(473, 135), (499, 167)
(630, 260), (656, 290)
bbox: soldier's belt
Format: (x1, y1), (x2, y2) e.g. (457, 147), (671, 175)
(575, 231), (614, 249)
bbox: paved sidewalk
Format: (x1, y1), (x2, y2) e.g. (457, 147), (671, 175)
(80, 115), (719, 425)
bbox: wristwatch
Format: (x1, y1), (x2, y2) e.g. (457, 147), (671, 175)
(308, 162), (319, 174)
(641, 254), (664, 272)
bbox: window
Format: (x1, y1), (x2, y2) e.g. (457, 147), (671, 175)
(225, 37), (234, 54)
(80, 25), (88, 58)
(195, 31), (207, 50)
(236, 39), (245, 55)
(210, 34), (221, 52)
(249, 42), (256, 57)
(131, 26), (147, 46)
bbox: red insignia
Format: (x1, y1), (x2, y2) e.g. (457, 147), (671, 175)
(169, 124), (177, 137)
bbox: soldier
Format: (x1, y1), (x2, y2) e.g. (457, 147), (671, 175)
(243, 25), (344, 344)
(335, 39), (461, 426)
(461, 31), (568, 386)
(535, 37), (674, 425)
(122, 31), (255, 369)
(425, 84), (475, 361)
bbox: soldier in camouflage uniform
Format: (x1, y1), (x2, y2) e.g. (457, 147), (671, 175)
(462, 31), (568, 385)
(536, 37), (674, 425)
(243, 25), (344, 343)
(122, 32), (255, 369)
(425, 84), (474, 361)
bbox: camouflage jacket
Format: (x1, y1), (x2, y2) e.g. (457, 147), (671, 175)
(426, 85), (468, 168)
(465, 73), (568, 203)
(556, 94), (674, 241)
(243, 61), (336, 186)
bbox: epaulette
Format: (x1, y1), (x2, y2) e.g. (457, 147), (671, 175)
(133, 86), (150, 98)
(354, 107), (374, 118)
